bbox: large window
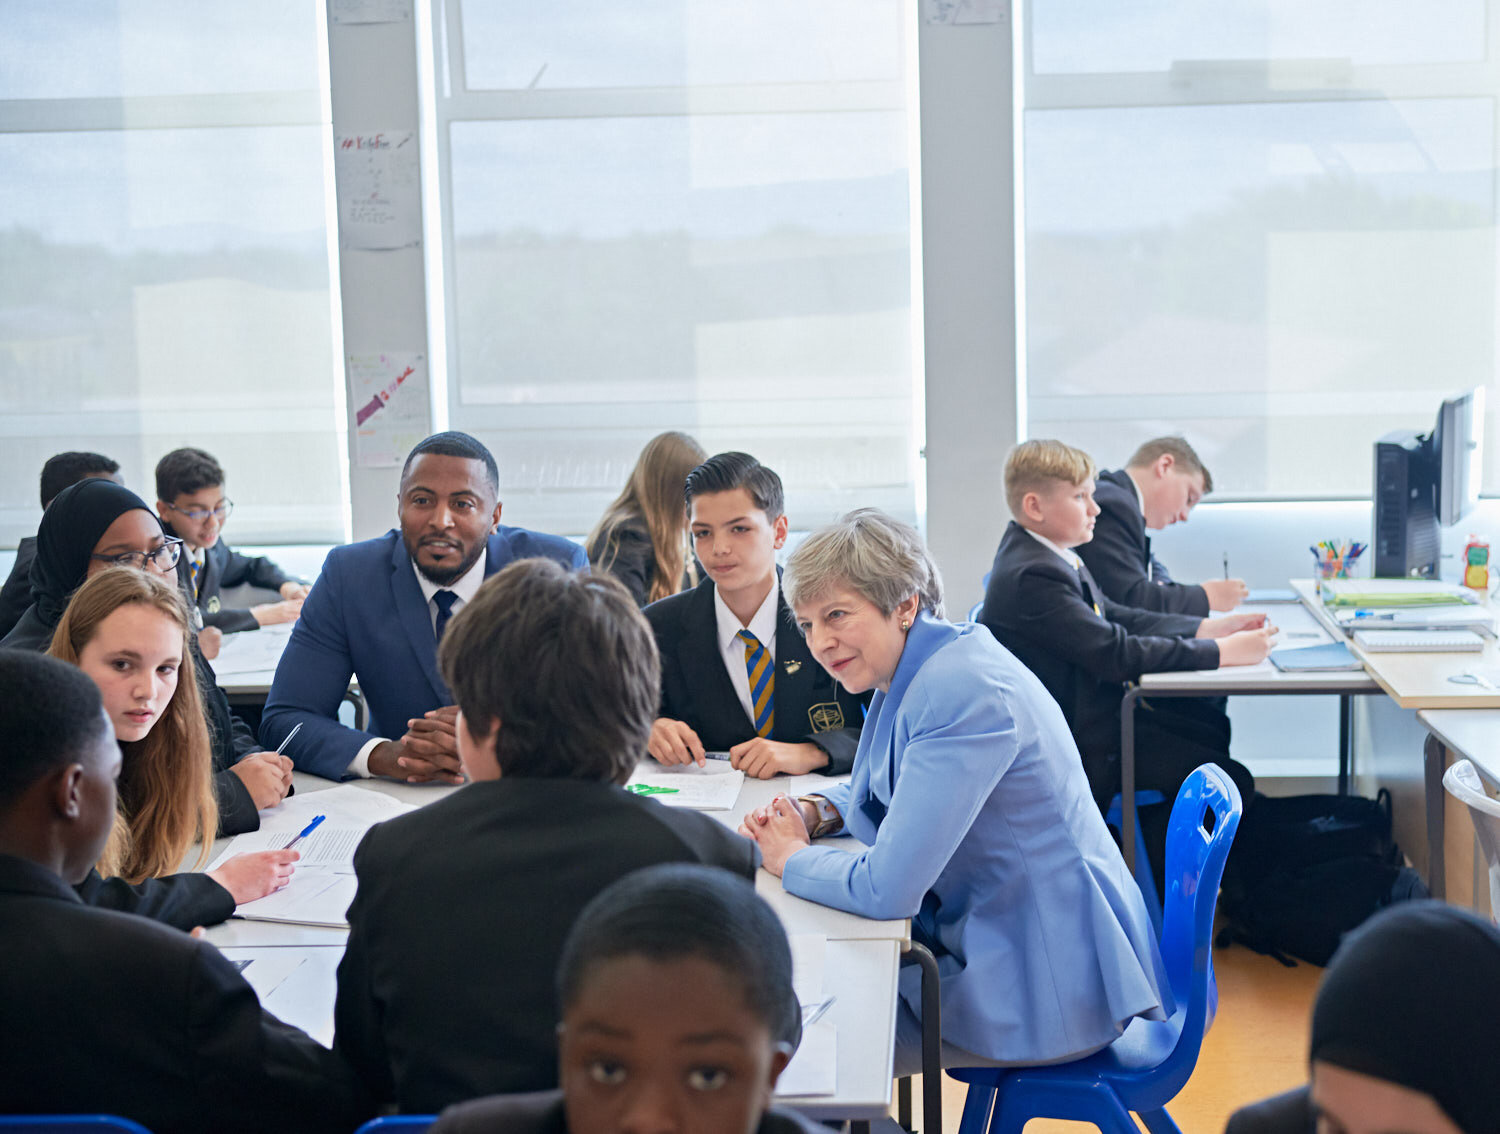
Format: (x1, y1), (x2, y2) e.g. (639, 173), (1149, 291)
(1021, 0), (1500, 497)
(0, 2), (347, 546)
(430, 0), (919, 534)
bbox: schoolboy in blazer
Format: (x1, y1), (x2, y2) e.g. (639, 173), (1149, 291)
(156, 446), (309, 635)
(979, 441), (1270, 876)
(644, 453), (866, 778)
(1076, 437), (1248, 615)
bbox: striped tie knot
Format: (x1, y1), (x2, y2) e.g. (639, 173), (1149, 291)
(737, 629), (775, 738)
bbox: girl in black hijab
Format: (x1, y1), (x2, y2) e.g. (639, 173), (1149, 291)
(0, 478), (279, 840)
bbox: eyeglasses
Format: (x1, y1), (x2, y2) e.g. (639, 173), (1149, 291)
(91, 537), (184, 573)
(164, 499), (234, 523)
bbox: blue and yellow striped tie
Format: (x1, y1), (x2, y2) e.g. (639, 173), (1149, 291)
(738, 629), (775, 738)
(189, 554), (201, 598)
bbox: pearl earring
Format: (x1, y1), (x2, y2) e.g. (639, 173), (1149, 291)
(900, 619), (911, 631)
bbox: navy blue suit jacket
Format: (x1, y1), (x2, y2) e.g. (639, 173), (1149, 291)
(261, 527), (587, 780)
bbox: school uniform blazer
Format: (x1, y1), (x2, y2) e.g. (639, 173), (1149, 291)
(165, 520), (299, 633)
(780, 614), (1172, 1063)
(0, 854), (370, 1133)
(979, 522), (1218, 772)
(261, 527), (588, 781)
(74, 863), (235, 931)
(1075, 469), (1210, 615)
(0, 534), (36, 639)
(432, 1090), (828, 1134)
(643, 574), (867, 774)
(333, 777), (759, 1112)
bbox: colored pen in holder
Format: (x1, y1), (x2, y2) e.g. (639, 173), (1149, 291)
(1312, 539), (1365, 580)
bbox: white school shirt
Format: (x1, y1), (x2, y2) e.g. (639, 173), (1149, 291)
(713, 575), (781, 728)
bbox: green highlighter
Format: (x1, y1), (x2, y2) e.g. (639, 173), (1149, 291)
(626, 784), (680, 796)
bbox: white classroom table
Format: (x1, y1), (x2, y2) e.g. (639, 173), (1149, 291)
(1415, 708), (1500, 903)
(203, 770), (906, 1124)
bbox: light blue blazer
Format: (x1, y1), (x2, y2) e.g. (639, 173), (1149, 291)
(781, 612), (1172, 1063)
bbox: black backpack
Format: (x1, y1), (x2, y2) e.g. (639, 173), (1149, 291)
(1215, 789), (1429, 966)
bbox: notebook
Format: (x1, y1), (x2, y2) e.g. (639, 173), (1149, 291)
(1352, 629), (1485, 653)
(1269, 642), (1363, 672)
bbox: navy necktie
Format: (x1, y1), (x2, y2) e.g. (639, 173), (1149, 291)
(433, 590), (459, 641)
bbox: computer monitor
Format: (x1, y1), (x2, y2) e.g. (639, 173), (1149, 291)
(1372, 388), (1485, 579)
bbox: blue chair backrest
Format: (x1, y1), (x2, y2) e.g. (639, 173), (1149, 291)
(1152, 763), (1242, 1093)
(0, 1120), (153, 1133)
(354, 1118), (434, 1133)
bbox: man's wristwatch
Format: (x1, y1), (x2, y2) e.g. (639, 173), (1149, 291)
(797, 794), (844, 839)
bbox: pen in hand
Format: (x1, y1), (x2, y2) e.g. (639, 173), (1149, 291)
(283, 813), (324, 850)
(274, 721), (303, 756)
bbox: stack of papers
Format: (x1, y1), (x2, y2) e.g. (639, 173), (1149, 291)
(625, 760), (745, 811)
(1320, 579), (1478, 607)
(209, 624), (295, 676)
(1332, 605), (1494, 632)
(1352, 629), (1485, 653)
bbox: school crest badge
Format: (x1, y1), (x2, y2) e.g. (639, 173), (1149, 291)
(206, 596), (221, 614)
(808, 702), (844, 732)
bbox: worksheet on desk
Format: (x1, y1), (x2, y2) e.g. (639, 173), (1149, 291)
(1217, 602), (1335, 674)
(209, 624), (294, 676)
(626, 759), (746, 810)
(209, 785), (417, 872)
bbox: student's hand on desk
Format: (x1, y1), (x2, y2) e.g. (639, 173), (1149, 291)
(729, 739), (827, 779)
(197, 626), (223, 660)
(251, 598), (304, 626)
(1217, 626), (1278, 667)
(280, 581), (312, 601)
(1195, 612), (1268, 639)
(230, 751), (294, 809)
(737, 795), (812, 877)
(208, 849), (299, 904)
(648, 718), (706, 766)
(1201, 578), (1249, 611)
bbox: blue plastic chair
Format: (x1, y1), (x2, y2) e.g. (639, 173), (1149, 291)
(950, 763), (1242, 1134)
(1105, 789), (1165, 936)
(353, 1119), (435, 1133)
(0, 1120), (153, 1133)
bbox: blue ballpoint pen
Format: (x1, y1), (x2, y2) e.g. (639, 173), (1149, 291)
(283, 814), (325, 850)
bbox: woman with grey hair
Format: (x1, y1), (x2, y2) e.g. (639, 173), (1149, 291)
(740, 508), (1170, 1074)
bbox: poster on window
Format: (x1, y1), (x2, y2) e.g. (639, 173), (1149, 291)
(349, 352), (428, 467)
(335, 131), (421, 250)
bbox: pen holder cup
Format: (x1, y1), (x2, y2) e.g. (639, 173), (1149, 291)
(1313, 547), (1363, 580)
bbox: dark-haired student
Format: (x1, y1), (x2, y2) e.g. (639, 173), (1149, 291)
(432, 864), (822, 1134)
(0, 478), (291, 832)
(0, 651), (370, 1134)
(333, 559), (757, 1113)
(155, 446), (309, 639)
(643, 452), (866, 779)
(261, 431), (587, 784)
(0, 450), (122, 640)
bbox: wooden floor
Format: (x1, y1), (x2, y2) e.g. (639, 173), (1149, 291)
(906, 943), (1322, 1134)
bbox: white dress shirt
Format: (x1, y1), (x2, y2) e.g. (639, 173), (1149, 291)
(1025, 527), (1083, 570)
(346, 549), (489, 778)
(713, 574), (780, 729)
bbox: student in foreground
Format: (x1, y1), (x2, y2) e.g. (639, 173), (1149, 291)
(979, 440), (1271, 878)
(1226, 901), (1500, 1134)
(1077, 436), (1248, 614)
(0, 449), (122, 639)
(0, 651), (370, 1133)
(739, 509), (1170, 1077)
(333, 559), (758, 1113)
(1, 477), (292, 827)
(155, 445), (309, 640)
(431, 863), (823, 1134)
(587, 430), (706, 606)
(262, 430), (588, 783)
(645, 452), (866, 779)
(49, 568), (296, 929)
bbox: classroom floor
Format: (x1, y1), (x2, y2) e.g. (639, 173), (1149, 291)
(905, 942), (1322, 1134)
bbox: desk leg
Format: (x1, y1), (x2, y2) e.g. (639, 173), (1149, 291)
(1120, 688), (1142, 876)
(897, 1078), (911, 1130)
(1337, 694), (1353, 796)
(1424, 734), (1447, 900)
(900, 942), (942, 1134)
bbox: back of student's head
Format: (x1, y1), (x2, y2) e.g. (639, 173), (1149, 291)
(1126, 436), (1213, 494)
(1003, 439), (1096, 520)
(402, 430), (500, 497)
(557, 862), (800, 1047)
(684, 452), (785, 521)
(154, 447), (224, 502)
(47, 568), (216, 880)
(438, 558), (657, 782)
(39, 451), (121, 510)
(0, 651), (110, 811)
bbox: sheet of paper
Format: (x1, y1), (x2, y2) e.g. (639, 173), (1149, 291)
(219, 947), (340, 1045)
(209, 624), (294, 676)
(626, 759), (745, 811)
(335, 131), (420, 249)
(210, 825), (370, 871)
(789, 933), (826, 1006)
(254, 783), (415, 833)
(775, 1021), (837, 1097)
(349, 351), (429, 467)
(231, 867), (359, 928)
